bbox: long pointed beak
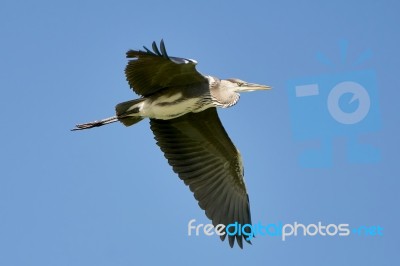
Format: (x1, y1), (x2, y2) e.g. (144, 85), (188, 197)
(238, 83), (272, 92)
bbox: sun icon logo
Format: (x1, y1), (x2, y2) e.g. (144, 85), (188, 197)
(287, 40), (381, 168)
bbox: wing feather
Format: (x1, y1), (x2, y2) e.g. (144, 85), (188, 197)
(125, 40), (207, 96)
(150, 108), (252, 248)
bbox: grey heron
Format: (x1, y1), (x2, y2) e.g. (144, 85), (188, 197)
(73, 40), (271, 248)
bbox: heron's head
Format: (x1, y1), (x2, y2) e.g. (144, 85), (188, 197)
(221, 78), (271, 93)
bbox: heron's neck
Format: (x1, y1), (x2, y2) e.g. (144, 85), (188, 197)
(207, 76), (240, 108)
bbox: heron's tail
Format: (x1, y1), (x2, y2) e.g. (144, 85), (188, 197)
(115, 98), (145, 127)
(72, 98), (146, 131)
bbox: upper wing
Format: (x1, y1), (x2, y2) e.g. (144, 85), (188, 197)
(150, 108), (252, 248)
(125, 40), (208, 96)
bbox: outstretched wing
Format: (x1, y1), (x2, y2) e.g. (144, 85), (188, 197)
(125, 40), (207, 96)
(150, 108), (252, 248)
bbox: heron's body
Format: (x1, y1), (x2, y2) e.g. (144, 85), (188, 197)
(116, 75), (240, 122)
(73, 40), (271, 248)
(124, 80), (212, 120)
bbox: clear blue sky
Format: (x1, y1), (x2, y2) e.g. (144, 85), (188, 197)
(1, 0), (398, 265)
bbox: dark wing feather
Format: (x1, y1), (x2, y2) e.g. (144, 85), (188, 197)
(150, 108), (252, 248)
(125, 40), (207, 96)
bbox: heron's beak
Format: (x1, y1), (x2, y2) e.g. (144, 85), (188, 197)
(238, 83), (272, 92)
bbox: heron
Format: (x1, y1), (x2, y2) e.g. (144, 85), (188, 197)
(73, 40), (271, 248)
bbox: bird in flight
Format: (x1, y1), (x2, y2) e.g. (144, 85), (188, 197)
(73, 40), (271, 248)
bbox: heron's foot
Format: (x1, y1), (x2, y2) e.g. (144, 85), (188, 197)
(71, 116), (118, 131)
(72, 121), (102, 130)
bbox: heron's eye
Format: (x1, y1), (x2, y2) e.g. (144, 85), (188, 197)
(237, 83), (244, 86)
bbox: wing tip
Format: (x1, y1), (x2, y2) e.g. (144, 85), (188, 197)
(126, 40), (200, 66)
(126, 39), (170, 60)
